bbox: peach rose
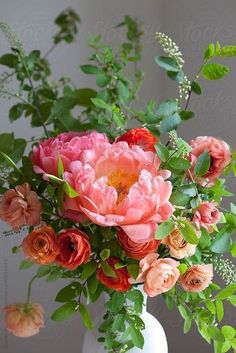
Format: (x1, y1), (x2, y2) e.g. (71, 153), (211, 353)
(179, 264), (213, 292)
(135, 253), (180, 297)
(193, 201), (220, 232)
(189, 136), (231, 186)
(56, 228), (91, 270)
(117, 229), (160, 260)
(162, 228), (197, 259)
(0, 183), (41, 230)
(4, 302), (44, 337)
(22, 226), (58, 265)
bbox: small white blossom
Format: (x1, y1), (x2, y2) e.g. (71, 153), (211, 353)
(156, 32), (184, 68)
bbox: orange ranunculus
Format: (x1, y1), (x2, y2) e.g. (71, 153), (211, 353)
(56, 228), (91, 270)
(22, 226), (58, 265)
(179, 264), (213, 292)
(116, 128), (158, 152)
(117, 229), (160, 260)
(4, 302), (44, 337)
(97, 257), (131, 292)
(0, 183), (41, 230)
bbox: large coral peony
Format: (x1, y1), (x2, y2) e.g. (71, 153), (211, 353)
(64, 142), (174, 242)
(31, 131), (110, 176)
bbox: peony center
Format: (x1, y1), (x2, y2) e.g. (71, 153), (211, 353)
(107, 170), (138, 203)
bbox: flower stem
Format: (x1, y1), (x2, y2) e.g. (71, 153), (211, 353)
(26, 275), (38, 304)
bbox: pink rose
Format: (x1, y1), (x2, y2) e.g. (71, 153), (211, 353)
(64, 142), (174, 242)
(193, 201), (220, 232)
(162, 228), (197, 259)
(189, 136), (231, 186)
(179, 264), (213, 292)
(31, 131), (110, 177)
(0, 183), (41, 230)
(4, 303), (44, 337)
(134, 253), (180, 297)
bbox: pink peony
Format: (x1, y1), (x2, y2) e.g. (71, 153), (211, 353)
(193, 201), (220, 232)
(179, 264), (213, 292)
(0, 183), (41, 230)
(133, 253), (180, 297)
(4, 303), (44, 337)
(64, 142), (174, 242)
(31, 131), (110, 176)
(189, 136), (231, 186)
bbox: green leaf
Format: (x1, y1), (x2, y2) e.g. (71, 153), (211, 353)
(127, 263), (139, 279)
(201, 63), (229, 80)
(9, 103), (26, 122)
(80, 260), (98, 280)
(155, 219), (175, 240)
(46, 268), (61, 282)
(170, 191), (190, 206)
(194, 150), (210, 177)
(178, 305), (188, 320)
(216, 284), (236, 300)
(19, 259), (34, 270)
(221, 326), (235, 340)
(112, 313), (125, 332)
(169, 157), (191, 170)
(0, 53), (18, 68)
(130, 326), (144, 349)
(167, 70), (184, 83)
(204, 43), (215, 60)
(215, 300), (224, 321)
(100, 249), (111, 261)
(178, 220), (199, 244)
(101, 262), (117, 278)
(0, 152), (23, 174)
(160, 113), (181, 133)
(79, 303), (94, 330)
(126, 290), (143, 314)
(37, 265), (52, 278)
(210, 233), (231, 253)
(178, 263), (188, 275)
(179, 184), (197, 197)
(184, 317), (192, 334)
(63, 181), (78, 198)
(51, 301), (78, 321)
(112, 111), (126, 128)
(91, 98), (112, 111)
(217, 45), (236, 57)
(179, 111), (195, 121)
(208, 326), (225, 342)
(229, 295), (236, 307)
(156, 99), (179, 116)
(205, 300), (216, 314)
(57, 154), (64, 179)
(74, 88), (97, 107)
(80, 64), (100, 74)
(111, 292), (125, 313)
(191, 81), (202, 95)
(155, 56), (180, 72)
(230, 203), (236, 216)
(118, 80), (130, 102)
(96, 74), (112, 87)
(55, 282), (82, 302)
(155, 142), (169, 162)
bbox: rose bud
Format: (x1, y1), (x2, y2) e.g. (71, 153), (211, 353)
(179, 264), (213, 292)
(0, 183), (41, 230)
(193, 201), (220, 233)
(22, 226), (58, 265)
(4, 303), (44, 337)
(116, 127), (158, 152)
(189, 136), (231, 186)
(162, 227), (197, 259)
(97, 257), (131, 292)
(56, 228), (91, 270)
(117, 229), (160, 260)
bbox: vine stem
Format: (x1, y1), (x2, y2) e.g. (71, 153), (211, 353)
(26, 275), (38, 304)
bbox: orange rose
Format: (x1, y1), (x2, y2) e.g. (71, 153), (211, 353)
(0, 183), (41, 230)
(56, 228), (91, 270)
(4, 302), (44, 337)
(179, 264), (213, 292)
(117, 229), (160, 260)
(22, 226), (58, 265)
(162, 228), (196, 259)
(97, 257), (131, 292)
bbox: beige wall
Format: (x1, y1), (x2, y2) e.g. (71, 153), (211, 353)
(0, 1), (235, 353)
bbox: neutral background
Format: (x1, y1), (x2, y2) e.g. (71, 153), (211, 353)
(0, 1), (236, 353)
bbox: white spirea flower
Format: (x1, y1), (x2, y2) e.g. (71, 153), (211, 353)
(156, 32), (185, 68)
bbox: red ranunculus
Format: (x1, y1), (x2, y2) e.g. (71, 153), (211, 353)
(56, 228), (91, 270)
(97, 257), (131, 292)
(116, 128), (158, 152)
(117, 229), (160, 260)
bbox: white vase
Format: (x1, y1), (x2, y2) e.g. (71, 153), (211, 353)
(82, 290), (168, 353)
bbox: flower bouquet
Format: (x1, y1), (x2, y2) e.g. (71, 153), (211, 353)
(0, 9), (236, 353)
